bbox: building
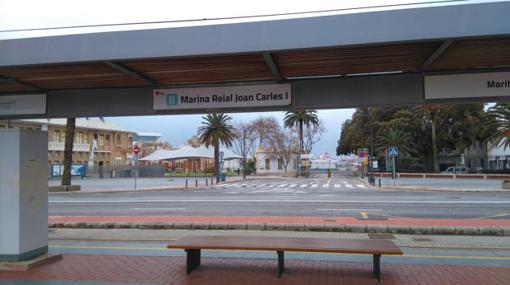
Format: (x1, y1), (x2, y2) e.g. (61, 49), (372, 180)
(0, 118), (136, 168)
(134, 132), (172, 160)
(310, 153), (338, 170)
(255, 147), (299, 176)
(465, 141), (510, 172)
(141, 144), (241, 173)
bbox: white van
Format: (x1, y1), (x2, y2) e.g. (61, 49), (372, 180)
(442, 166), (468, 174)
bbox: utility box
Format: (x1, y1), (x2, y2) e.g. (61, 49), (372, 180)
(0, 129), (48, 261)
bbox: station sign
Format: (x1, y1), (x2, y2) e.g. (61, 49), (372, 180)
(424, 71), (510, 100)
(153, 83), (291, 110)
(0, 94), (46, 115)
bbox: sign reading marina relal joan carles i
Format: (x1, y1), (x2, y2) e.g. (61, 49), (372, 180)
(153, 83), (291, 110)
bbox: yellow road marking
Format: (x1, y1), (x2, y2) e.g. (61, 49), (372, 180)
(49, 245), (510, 260)
(476, 213), (510, 219)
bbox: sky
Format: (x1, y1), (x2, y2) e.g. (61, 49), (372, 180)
(0, 0), (457, 155)
(106, 109), (355, 156)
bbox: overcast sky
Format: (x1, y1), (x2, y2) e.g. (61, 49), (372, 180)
(1, 0), (455, 155)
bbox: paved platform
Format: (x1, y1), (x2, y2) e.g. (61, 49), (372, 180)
(1, 254), (509, 285)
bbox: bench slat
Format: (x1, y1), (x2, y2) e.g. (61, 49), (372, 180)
(167, 236), (403, 255)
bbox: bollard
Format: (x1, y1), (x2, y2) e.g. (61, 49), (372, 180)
(206, 179), (208, 186)
(195, 179), (198, 188)
(211, 177), (213, 185)
(378, 178), (381, 188)
(186, 179), (188, 189)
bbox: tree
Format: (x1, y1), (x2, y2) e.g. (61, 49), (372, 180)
(376, 128), (415, 157)
(484, 103), (510, 150)
(266, 125), (299, 174)
(302, 119), (326, 154)
(61, 118), (76, 187)
(251, 116), (279, 147)
(283, 110), (319, 154)
(197, 113), (236, 182)
(232, 121), (257, 179)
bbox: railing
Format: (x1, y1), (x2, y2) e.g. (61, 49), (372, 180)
(48, 141), (90, 152)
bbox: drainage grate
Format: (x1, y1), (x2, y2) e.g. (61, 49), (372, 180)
(368, 233), (395, 240)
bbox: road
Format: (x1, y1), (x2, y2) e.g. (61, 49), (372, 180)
(49, 174), (510, 220)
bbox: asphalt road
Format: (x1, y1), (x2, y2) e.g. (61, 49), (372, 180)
(49, 174), (510, 220)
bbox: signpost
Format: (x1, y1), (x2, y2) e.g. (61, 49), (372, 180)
(388, 147), (399, 180)
(133, 145), (140, 190)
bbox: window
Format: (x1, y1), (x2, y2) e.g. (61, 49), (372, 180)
(278, 159), (283, 170)
(53, 130), (61, 142)
(106, 134), (110, 145)
(98, 134), (105, 146)
(265, 159), (270, 170)
(116, 134), (121, 144)
(76, 132), (83, 144)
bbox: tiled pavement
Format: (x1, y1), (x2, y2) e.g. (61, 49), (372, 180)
(1, 255), (509, 285)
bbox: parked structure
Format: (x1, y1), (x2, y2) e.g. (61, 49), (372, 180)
(310, 153), (338, 170)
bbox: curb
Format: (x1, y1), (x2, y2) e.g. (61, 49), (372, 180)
(48, 222), (510, 236)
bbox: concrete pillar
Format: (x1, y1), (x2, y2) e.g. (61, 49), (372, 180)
(0, 129), (48, 261)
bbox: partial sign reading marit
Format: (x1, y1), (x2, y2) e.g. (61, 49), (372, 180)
(425, 72), (510, 100)
(153, 84), (291, 110)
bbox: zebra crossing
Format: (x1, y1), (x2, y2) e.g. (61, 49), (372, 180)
(214, 180), (368, 193)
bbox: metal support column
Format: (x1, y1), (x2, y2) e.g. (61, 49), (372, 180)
(373, 254), (381, 282)
(185, 249), (201, 274)
(277, 251), (285, 277)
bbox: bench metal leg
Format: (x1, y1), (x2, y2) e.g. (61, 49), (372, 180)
(373, 254), (381, 282)
(186, 249), (201, 274)
(277, 251), (284, 277)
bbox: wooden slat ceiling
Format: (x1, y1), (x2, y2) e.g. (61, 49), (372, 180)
(426, 37), (510, 70)
(273, 42), (442, 78)
(0, 37), (508, 93)
(122, 54), (273, 85)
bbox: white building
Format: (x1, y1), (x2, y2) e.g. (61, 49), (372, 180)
(310, 153), (338, 170)
(464, 140), (510, 172)
(255, 147), (299, 176)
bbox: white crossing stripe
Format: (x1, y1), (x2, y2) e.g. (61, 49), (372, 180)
(322, 184), (329, 188)
(334, 184), (341, 188)
(277, 184), (288, 188)
(311, 184), (319, 188)
(356, 184), (366, 188)
(345, 184), (353, 188)
(300, 184), (308, 188)
(288, 184), (297, 188)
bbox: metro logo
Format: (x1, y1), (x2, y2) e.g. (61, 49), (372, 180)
(166, 94), (178, 106)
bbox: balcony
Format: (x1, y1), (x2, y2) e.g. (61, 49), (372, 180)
(48, 141), (90, 152)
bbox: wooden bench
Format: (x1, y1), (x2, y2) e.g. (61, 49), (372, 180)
(167, 235), (403, 281)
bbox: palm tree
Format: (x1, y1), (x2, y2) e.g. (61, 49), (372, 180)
(61, 117), (104, 187)
(61, 118), (76, 187)
(197, 113), (236, 182)
(284, 110), (319, 153)
(376, 128), (415, 157)
(484, 103), (510, 149)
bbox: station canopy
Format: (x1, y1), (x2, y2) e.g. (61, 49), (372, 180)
(1, 0), (509, 94)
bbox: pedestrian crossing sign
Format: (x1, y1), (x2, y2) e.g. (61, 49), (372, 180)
(388, 147), (399, 157)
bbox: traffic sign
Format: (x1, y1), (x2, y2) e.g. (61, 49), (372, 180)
(133, 145), (140, 156)
(388, 147), (399, 157)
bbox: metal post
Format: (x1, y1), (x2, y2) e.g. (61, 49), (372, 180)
(134, 160), (138, 191)
(378, 178), (381, 187)
(195, 179), (198, 188)
(369, 125), (375, 186)
(206, 179), (208, 186)
(186, 179), (188, 189)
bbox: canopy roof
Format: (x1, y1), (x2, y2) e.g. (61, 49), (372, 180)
(0, 0), (509, 94)
(140, 145), (241, 161)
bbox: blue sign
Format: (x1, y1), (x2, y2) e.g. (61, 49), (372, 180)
(388, 147), (399, 157)
(166, 94), (178, 105)
(51, 164), (86, 177)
